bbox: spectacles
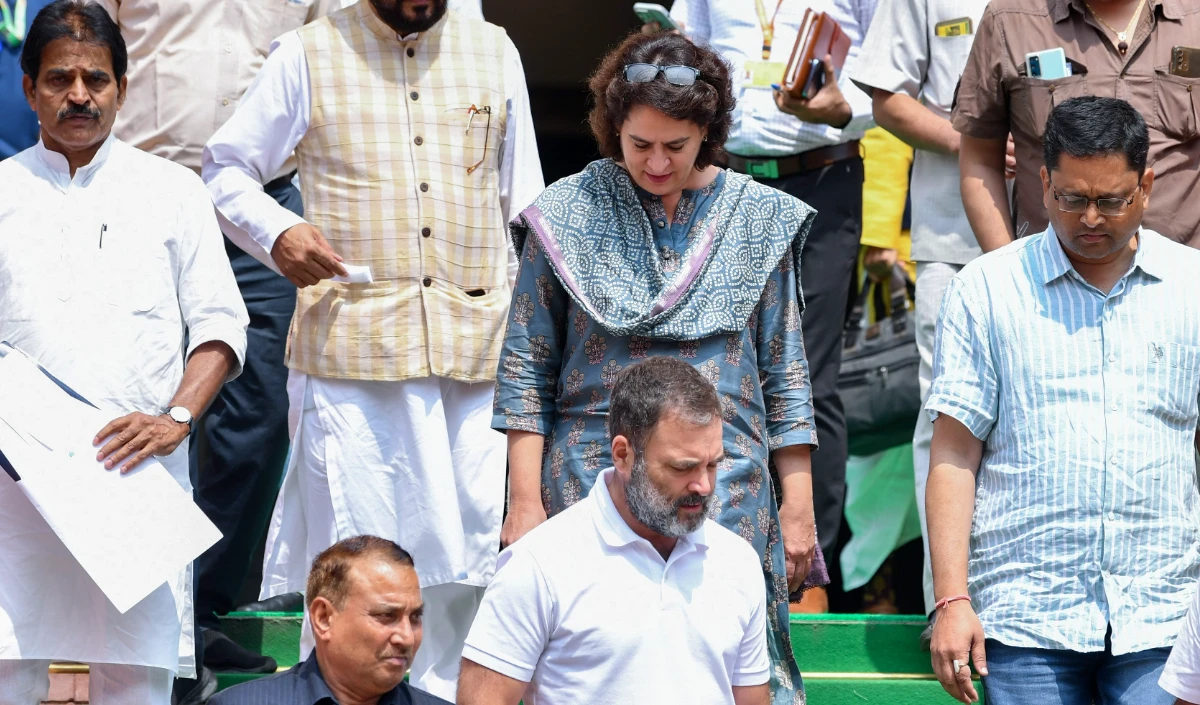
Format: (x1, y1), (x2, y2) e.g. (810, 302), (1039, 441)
(623, 63), (700, 86)
(465, 104), (492, 175)
(1050, 183), (1140, 217)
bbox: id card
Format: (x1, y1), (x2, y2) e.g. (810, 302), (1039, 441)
(934, 17), (973, 37)
(744, 60), (787, 89)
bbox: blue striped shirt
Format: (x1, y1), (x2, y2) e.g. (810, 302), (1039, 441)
(927, 227), (1200, 655)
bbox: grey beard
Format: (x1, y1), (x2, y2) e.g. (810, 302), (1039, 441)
(625, 455), (709, 538)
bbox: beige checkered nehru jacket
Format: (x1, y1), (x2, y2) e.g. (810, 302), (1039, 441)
(290, 4), (510, 382)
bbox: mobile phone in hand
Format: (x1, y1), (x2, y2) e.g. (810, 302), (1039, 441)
(801, 59), (826, 99)
(634, 3), (678, 31)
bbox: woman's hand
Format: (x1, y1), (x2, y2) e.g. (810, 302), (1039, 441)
(500, 499), (547, 548)
(778, 499), (817, 592)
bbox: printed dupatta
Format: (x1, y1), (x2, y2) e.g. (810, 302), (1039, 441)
(510, 159), (817, 341)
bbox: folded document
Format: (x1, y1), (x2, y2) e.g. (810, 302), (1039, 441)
(0, 344), (221, 613)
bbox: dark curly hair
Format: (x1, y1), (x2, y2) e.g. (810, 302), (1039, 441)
(588, 31), (735, 170)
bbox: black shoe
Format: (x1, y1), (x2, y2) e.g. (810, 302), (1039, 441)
(234, 592), (303, 613)
(203, 628), (279, 674)
(172, 666), (218, 705)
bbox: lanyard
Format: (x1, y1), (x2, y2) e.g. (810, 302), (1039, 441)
(0, 0), (27, 49)
(753, 0), (786, 60)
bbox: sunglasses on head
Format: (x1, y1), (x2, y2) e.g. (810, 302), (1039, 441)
(623, 63), (700, 86)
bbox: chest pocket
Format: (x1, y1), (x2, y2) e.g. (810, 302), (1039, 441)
(1152, 68), (1200, 141)
(1146, 342), (1200, 426)
(1010, 71), (1090, 139)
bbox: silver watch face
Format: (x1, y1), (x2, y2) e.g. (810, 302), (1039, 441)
(169, 407), (192, 425)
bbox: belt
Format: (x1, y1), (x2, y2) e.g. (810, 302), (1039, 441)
(719, 141), (861, 179)
(264, 170), (298, 192)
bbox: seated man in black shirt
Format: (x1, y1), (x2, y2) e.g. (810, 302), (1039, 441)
(211, 536), (448, 705)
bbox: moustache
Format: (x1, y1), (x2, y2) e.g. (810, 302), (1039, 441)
(58, 104), (100, 120)
(380, 649), (412, 661)
(676, 493), (706, 508)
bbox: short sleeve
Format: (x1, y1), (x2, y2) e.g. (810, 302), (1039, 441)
(461, 547), (556, 683)
(850, 0), (926, 99)
(733, 569), (770, 686)
(924, 274), (998, 440)
(1161, 581), (1200, 703)
(950, 5), (1011, 140)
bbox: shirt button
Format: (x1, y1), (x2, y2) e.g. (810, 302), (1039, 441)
(1111, 403), (1118, 411)
(410, 91), (419, 101)
(414, 136), (423, 146)
(221, 98), (230, 106)
(1107, 512), (1116, 521)
(422, 277), (432, 287)
(1108, 354), (1116, 362)
(421, 227), (431, 238)
(419, 182), (429, 192)
(224, 44), (232, 53)
(657, 220), (666, 228)
(407, 47), (415, 58)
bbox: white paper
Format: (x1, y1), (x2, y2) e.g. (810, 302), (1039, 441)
(332, 263), (374, 284)
(0, 346), (222, 613)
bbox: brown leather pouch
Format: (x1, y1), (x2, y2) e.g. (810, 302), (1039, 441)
(782, 10), (851, 99)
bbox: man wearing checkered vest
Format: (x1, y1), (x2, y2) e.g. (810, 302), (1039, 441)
(201, 0), (544, 699)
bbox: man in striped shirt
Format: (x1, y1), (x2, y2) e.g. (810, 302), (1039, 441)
(925, 96), (1200, 705)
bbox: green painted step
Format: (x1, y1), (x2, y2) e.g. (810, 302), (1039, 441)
(216, 612), (981, 703)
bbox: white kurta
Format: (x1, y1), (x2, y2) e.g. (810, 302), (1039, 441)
(0, 136), (249, 677)
(201, 11), (544, 601)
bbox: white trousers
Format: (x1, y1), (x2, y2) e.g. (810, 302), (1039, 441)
(284, 373), (503, 702)
(0, 660), (172, 705)
(912, 261), (964, 616)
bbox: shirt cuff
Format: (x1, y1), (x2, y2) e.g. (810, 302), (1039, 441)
(925, 397), (993, 441)
(850, 69), (914, 98)
(260, 209), (307, 254)
(768, 426), (818, 452)
(731, 667), (771, 687)
(950, 113), (1010, 141)
(461, 644), (536, 683)
(186, 323), (248, 383)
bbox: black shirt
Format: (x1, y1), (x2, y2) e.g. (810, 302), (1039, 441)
(209, 652), (451, 705)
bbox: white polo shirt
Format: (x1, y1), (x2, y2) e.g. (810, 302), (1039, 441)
(462, 467), (770, 704)
(1161, 579), (1200, 702)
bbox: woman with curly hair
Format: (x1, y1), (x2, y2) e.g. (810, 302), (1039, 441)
(492, 30), (825, 703)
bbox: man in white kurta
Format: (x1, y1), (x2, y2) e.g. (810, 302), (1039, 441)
(202, 0), (543, 698)
(0, 3), (248, 702)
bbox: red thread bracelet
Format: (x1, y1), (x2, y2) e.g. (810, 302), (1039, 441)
(935, 595), (971, 611)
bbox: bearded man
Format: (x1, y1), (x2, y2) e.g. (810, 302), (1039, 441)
(201, 0), (544, 699)
(458, 357), (773, 705)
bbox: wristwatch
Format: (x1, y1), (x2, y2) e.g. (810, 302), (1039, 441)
(166, 406), (193, 431)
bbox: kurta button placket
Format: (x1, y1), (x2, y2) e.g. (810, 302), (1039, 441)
(421, 227), (431, 238)
(410, 91), (419, 101)
(420, 182), (429, 192)
(414, 136), (423, 146)
(423, 277), (432, 287)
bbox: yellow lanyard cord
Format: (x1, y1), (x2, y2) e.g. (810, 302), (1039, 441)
(753, 0), (786, 60)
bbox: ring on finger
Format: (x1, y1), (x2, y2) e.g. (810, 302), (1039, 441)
(952, 659), (964, 673)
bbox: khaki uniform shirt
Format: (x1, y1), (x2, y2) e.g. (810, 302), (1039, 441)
(952, 0), (1200, 245)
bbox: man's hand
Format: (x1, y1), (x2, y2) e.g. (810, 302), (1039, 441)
(778, 499), (816, 592)
(271, 223), (348, 288)
(773, 56), (852, 128)
(94, 412), (190, 473)
(930, 601), (988, 703)
(500, 499), (547, 548)
(863, 246), (898, 281)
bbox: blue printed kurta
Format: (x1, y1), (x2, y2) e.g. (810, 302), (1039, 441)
(494, 170), (818, 704)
